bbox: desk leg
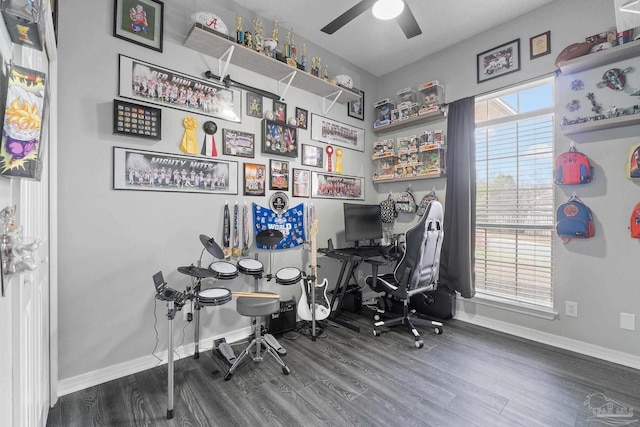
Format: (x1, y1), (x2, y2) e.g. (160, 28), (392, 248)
(329, 261), (348, 309)
(328, 260), (361, 333)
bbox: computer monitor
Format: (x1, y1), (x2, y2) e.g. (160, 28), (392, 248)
(343, 203), (383, 245)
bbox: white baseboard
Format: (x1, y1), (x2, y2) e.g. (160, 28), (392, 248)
(454, 311), (640, 370)
(57, 326), (252, 397)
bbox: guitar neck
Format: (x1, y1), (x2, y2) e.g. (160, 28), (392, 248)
(310, 219), (318, 287)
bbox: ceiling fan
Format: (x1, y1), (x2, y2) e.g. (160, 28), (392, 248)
(320, 0), (422, 39)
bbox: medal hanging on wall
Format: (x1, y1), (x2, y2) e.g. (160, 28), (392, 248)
(242, 202), (250, 256)
(326, 145), (334, 172)
(223, 202), (231, 259)
(201, 120), (218, 157)
(232, 201), (241, 257)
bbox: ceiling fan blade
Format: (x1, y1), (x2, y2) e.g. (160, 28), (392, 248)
(397, 2), (422, 39)
(321, 0), (377, 34)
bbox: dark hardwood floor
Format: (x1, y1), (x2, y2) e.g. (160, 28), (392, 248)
(47, 310), (640, 427)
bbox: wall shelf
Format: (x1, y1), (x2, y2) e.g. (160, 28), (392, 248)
(184, 24), (361, 107)
(557, 39), (640, 75)
(560, 113), (640, 135)
(373, 108), (446, 135)
(373, 173), (445, 184)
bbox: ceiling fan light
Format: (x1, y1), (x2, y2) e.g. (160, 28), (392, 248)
(372, 0), (405, 20)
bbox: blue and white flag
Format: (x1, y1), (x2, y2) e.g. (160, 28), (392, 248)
(253, 202), (306, 249)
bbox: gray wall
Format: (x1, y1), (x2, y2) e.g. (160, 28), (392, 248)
(376, 0), (640, 359)
(57, 0), (639, 384)
(57, 0), (379, 381)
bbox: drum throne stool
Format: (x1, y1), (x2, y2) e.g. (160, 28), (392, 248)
(224, 294), (291, 380)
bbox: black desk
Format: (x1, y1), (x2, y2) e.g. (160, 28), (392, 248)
(318, 245), (391, 332)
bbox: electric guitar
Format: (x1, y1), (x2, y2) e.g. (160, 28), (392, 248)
(297, 219), (330, 321)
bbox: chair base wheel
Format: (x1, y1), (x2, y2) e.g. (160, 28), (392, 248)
(434, 327), (443, 335)
(373, 314), (380, 321)
(224, 371), (233, 381)
(282, 366), (290, 375)
(415, 339), (424, 348)
(373, 329), (381, 337)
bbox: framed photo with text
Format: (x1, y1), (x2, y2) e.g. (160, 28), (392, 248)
(311, 171), (364, 200)
(311, 113), (365, 152)
(269, 159), (289, 191)
(118, 55), (241, 122)
(292, 168), (310, 197)
(113, 0), (164, 52)
(477, 39), (521, 83)
(243, 162), (266, 196)
(113, 147), (238, 194)
(530, 31), (551, 60)
(222, 129), (255, 158)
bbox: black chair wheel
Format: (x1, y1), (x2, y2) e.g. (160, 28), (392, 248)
(434, 327), (443, 335)
(415, 339), (424, 348)
(224, 371), (233, 381)
(282, 366), (291, 375)
(373, 329), (381, 337)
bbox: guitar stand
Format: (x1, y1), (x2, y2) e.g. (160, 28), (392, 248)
(301, 274), (323, 341)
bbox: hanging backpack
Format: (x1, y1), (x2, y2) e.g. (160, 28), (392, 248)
(630, 202), (640, 238)
(416, 189), (439, 216)
(395, 188), (417, 213)
(380, 194), (398, 223)
(555, 194), (594, 241)
(626, 143), (640, 179)
(554, 145), (594, 185)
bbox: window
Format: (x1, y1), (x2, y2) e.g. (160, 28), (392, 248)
(474, 78), (554, 307)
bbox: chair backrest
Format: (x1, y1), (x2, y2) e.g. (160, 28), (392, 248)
(393, 201), (444, 290)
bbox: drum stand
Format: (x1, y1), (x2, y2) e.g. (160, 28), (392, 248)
(191, 276), (236, 365)
(162, 298), (178, 420)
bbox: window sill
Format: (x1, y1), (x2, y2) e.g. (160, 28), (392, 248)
(464, 293), (558, 320)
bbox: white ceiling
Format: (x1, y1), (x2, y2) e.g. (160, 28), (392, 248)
(232, 0), (557, 77)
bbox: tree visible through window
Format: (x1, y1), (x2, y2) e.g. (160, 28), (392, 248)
(474, 78), (554, 307)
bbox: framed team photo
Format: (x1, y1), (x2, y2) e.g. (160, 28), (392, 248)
(269, 159), (289, 191)
(311, 113), (365, 152)
(118, 55), (241, 122)
(113, 0), (164, 52)
(222, 129), (255, 158)
(246, 91), (263, 118)
(311, 171), (364, 200)
(243, 162), (266, 196)
(113, 147), (238, 194)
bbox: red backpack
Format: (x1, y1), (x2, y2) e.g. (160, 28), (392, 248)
(630, 202), (640, 238)
(554, 145), (593, 185)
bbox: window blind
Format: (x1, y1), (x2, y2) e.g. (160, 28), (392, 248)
(475, 82), (554, 307)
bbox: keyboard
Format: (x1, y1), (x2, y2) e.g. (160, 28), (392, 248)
(319, 245), (390, 258)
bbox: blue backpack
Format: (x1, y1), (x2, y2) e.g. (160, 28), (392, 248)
(555, 195), (594, 241)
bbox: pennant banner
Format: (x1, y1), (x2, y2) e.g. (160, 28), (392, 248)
(253, 202), (305, 249)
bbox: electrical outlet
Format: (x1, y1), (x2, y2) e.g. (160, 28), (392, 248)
(565, 301), (578, 318)
(620, 313), (636, 331)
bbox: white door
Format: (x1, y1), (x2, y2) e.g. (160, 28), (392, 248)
(0, 5), (57, 426)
